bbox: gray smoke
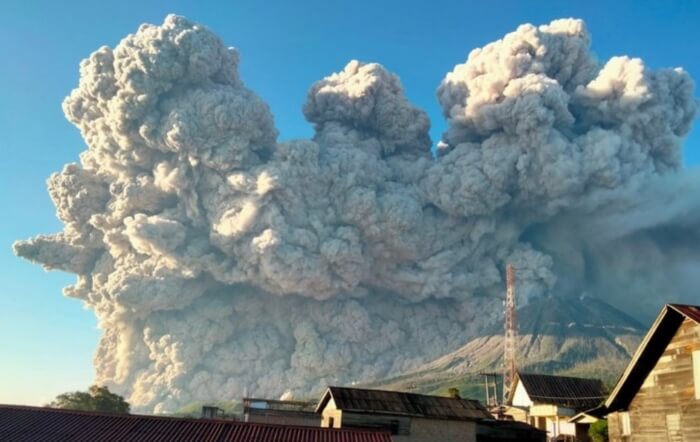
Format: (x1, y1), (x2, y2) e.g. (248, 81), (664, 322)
(14, 16), (698, 412)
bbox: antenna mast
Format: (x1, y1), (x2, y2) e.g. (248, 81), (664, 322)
(503, 264), (517, 404)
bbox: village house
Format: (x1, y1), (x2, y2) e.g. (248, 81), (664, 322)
(504, 372), (607, 441)
(316, 386), (488, 441)
(243, 397), (320, 426)
(0, 404), (391, 442)
(567, 410), (604, 438)
(602, 303), (700, 442)
(316, 386), (544, 442)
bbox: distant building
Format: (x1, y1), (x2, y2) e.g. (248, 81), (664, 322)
(316, 386), (544, 442)
(316, 386), (491, 441)
(201, 405), (227, 419)
(602, 303), (700, 442)
(243, 397), (320, 426)
(505, 372), (607, 441)
(0, 404), (391, 442)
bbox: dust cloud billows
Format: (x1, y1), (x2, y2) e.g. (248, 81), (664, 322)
(14, 16), (698, 412)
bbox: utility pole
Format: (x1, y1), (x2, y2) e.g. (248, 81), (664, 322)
(479, 372), (500, 409)
(502, 264), (517, 405)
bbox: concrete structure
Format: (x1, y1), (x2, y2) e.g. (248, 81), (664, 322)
(506, 372), (607, 441)
(243, 397), (320, 426)
(316, 386), (544, 442)
(316, 386), (491, 441)
(603, 304), (700, 442)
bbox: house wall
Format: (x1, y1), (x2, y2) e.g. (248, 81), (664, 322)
(337, 412), (411, 436)
(609, 318), (700, 442)
(245, 410), (320, 426)
(326, 406), (475, 442)
(511, 381), (533, 408)
(511, 380), (579, 439)
(320, 397), (342, 428)
(393, 418), (475, 442)
(515, 403), (577, 438)
(545, 416), (575, 438)
(608, 414), (623, 442)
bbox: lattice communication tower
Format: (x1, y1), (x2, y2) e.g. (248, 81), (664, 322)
(502, 264), (517, 404)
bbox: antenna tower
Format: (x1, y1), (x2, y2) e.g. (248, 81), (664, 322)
(503, 264), (517, 404)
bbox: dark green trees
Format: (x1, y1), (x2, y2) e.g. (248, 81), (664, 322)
(49, 385), (130, 414)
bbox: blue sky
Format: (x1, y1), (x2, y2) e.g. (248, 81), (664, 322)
(1, 0), (699, 406)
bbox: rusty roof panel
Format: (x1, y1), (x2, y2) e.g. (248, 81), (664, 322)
(669, 303), (700, 324)
(0, 405), (392, 442)
(323, 386), (492, 421)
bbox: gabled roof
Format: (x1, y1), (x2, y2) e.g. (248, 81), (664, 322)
(316, 386), (492, 421)
(0, 404), (391, 442)
(568, 411), (601, 424)
(604, 303), (700, 412)
(509, 372), (607, 410)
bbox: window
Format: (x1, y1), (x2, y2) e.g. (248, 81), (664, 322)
(328, 417), (335, 428)
(620, 412), (631, 436)
(693, 350), (700, 400)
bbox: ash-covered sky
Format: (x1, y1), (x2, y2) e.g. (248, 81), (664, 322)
(2, 0), (700, 409)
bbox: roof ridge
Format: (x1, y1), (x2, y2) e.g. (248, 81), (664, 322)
(605, 303), (700, 411)
(327, 386), (480, 402)
(668, 304), (700, 323)
(517, 372), (604, 383)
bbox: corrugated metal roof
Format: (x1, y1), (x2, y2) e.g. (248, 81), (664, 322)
(669, 303), (700, 324)
(0, 404), (392, 442)
(514, 373), (606, 410)
(316, 386), (492, 421)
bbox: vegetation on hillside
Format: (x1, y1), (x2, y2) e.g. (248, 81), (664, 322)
(365, 296), (644, 403)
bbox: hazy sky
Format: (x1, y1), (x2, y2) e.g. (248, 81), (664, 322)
(1, 0), (699, 406)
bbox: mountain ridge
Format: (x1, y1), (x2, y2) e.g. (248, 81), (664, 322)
(361, 296), (645, 401)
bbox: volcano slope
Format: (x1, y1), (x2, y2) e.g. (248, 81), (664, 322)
(366, 296), (644, 400)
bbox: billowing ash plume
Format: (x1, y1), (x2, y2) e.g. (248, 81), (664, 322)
(14, 16), (698, 412)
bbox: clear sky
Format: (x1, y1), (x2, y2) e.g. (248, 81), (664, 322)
(1, 0), (699, 406)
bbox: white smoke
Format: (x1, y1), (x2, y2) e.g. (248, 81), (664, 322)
(14, 15), (698, 412)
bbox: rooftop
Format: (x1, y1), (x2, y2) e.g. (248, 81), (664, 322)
(604, 303), (700, 412)
(512, 372), (607, 410)
(316, 386), (492, 421)
(0, 404), (391, 442)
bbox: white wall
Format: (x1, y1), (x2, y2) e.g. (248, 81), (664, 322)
(320, 397), (342, 428)
(511, 380), (533, 407)
(693, 350), (700, 400)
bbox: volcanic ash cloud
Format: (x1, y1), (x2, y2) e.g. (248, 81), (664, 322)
(14, 15), (698, 412)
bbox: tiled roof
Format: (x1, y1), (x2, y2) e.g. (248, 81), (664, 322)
(0, 404), (391, 442)
(514, 373), (607, 410)
(316, 386), (492, 421)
